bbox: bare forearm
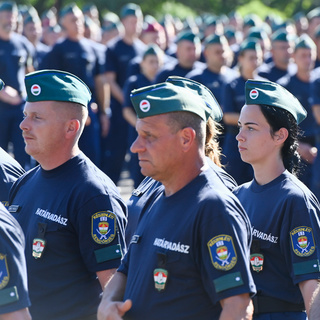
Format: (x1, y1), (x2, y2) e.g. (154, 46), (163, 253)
(219, 294), (253, 320)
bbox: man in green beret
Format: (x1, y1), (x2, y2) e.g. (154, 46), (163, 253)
(98, 81), (256, 319)
(277, 34), (317, 189)
(0, 0), (34, 169)
(102, 2), (146, 185)
(257, 28), (295, 82)
(8, 69), (127, 320)
(155, 30), (205, 83)
(40, 2), (109, 167)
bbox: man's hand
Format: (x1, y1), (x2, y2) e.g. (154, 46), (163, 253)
(97, 299), (132, 320)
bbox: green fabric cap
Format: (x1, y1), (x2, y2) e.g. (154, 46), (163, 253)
(307, 7), (320, 21)
(271, 28), (289, 42)
(166, 76), (222, 122)
(0, 1), (17, 12)
(239, 38), (261, 53)
(0, 78), (4, 91)
(25, 69), (91, 107)
(143, 44), (162, 58)
(204, 33), (228, 48)
(175, 31), (200, 44)
(224, 27), (236, 39)
(130, 82), (209, 121)
(60, 3), (80, 18)
(245, 79), (307, 124)
(295, 34), (316, 51)
(247, 26), (268, 40)
(120, 3), (142, 19)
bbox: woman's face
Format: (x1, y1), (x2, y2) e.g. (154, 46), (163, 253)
(236, 104), (282, 167)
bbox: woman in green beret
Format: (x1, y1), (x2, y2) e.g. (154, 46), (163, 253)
(234, 79), (320, 319)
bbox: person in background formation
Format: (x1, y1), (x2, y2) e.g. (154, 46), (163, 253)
(0, 79), (25, 206)
(235, 79), (320, 319)
(40, 3), (109, 167)
(101, 2), (146, 184)
(277, 34), (318, 189)
(98, 80), (255, 319)
(122, 44), (164, 188)
(0, 1), (34, 170)
(8, 70), (127, 320)
(221, 38), (263, 184)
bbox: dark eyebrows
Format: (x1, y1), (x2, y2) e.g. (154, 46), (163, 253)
(238, 120), (259, 126)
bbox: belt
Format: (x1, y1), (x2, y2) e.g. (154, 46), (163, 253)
(253, 296), (305, 314)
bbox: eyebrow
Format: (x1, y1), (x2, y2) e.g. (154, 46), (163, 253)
(238, 121), (259, 126)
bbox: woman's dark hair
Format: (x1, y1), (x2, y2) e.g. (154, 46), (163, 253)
(259, 104), (302, 176)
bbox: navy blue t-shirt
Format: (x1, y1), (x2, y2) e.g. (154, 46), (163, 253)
(120, 168), (255, 319)
(257, 62), (289, 82)
(9, 153), (127, 320)
(155, 60), (205, 84)
(40, 37), (105, 96)
(278, 73), (316, 140)
(234, 171), (320, 305)
(0, 32), (34, 107)
(0, 203), (30, 315)
(0, 147), (25, 206)
(186, 67), (238, 105)
(125, 158), (238, 246)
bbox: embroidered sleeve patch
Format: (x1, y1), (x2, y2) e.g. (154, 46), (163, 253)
(91, 211), (116, 244)
(0, 253), (9, 289)
(290, 226), (315, 257)
(208, 235), (237, 271)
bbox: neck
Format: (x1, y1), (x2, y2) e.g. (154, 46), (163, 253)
(162, 155), (206, 197)
(123, 33), (135, 45)
(39, 146), (80, 171)
(0, 29), (11, 41)
(252, 158), (285, 185)
(296, 69), (311, 82)
(241, 69), (254, 80)
(208, 64), (222, 74)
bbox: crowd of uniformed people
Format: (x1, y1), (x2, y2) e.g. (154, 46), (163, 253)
(1, 0), (320, 319)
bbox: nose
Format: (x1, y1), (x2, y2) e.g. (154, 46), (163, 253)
(236, 129), (244, 142)
(130, 136), (145, 154)
(20, 116), (29, 132)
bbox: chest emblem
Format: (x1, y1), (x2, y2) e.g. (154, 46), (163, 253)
(208, 235), (237, 271)
(153, 268), (168, 291)
(290, 226), (315, 257)
(0, 254), (9, 289)
(32, 239), (46, 259)
(92, 211), (116, 244)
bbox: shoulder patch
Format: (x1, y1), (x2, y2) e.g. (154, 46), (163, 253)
(92, 211), (116, 244)
(208, 235), (237, 271)
(290, 226), (315, 257)
(0, 254), (9, 289)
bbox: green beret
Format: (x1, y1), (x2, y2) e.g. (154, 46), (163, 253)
(271, 28), (289, 42)
(239, 38), (262, 53)
(224, 27), (236, 39)
(25, 70), (91, 108)
(166, 76), (223, 122)
(0, 78), (4, 91)
(130, 82), (209, 121)
(82, 3), (97, 14)
(245, 79), (307, 124)
(60, 3), (81, 18)
(120, 3), (142, 19)
(295, 34), (316, 51)
(24, 14), (41, 26)
(143, 44), (163, 58)
(175, 31), (200, 44)
(0, 1), (17, 12)
(204, 34), (228, 47)
(247, 27), (268, 40)
(307, 7), (320, 21)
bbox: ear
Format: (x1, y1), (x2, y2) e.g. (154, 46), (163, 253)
(274, 127), (289, 145)
(179, 127), (196, 152)
(65, 119), (80, 139)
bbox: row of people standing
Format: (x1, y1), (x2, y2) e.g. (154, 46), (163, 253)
(2, 0), (320, 196)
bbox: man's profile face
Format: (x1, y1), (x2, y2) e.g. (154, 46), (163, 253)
(130, 113), (182, 182)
